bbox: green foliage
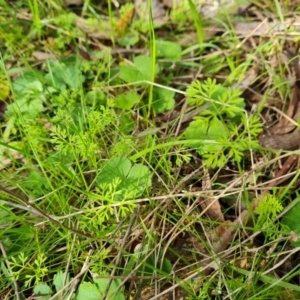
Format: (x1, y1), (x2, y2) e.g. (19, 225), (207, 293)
(111, 136), (135, 156)
(187, 0), (204, 44)
(169, 1), (192, 28)
(78, 277), (125, 300)
(52, 13), (82, 50)
(5, 57), (86, 130)
(115, 3), (139, 46)
(117, 55), (176, 113)
(86, 90), (107, 106)
(0, 75), (10, 100)
(115, 91), (140, 110)
(33, 270), (72, 299)
(53, 270), (72, 292)
(80, 157), (152, 231)
(123, 243), (172, 284)
(119, 55), (159, 83)
(1, 1), (292, 298)
(282, 199), (300, 247)
(77, 282), (102, 300)
(9, 252), (48, 288)
(152, 87), (175, 114)
(6, 71), (45, 120)
(184, 78), (262, 168)
(34, 282), (52, 297)
(33, 270), (126, 300)
(96, 156), (152, 199)
(255, 194), (284, 240)
(45, 59), (85, 91)
(186, 78), (245, 117)
(155, 40), (182, 60)
(50, 105), (115, 159)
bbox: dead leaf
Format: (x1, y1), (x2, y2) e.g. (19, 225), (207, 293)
(75, 17), (111, 40)
(64, 0), (83, 6)
(134, 0), (166, 25)
(289, 231), (299, 242)
(268, 86), (300, 135)
(32, 51), (56, 61)
(200, 173), (225, 222)
(267, 49), (300, 135)
(232, 63), (260, 92)
(259, 130), (300, 150)
(234, 18), (300, 37)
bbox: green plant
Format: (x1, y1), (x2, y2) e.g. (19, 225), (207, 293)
(32, 269), (126, 300)
(27, 0), (42, 39)
(184, 78), (262, 168)
(77, 277), (125, 300)
(122, 242), (172, 284)
(255, 194), (284, 240)
(2, 1), (300, 299)
(8, 251), (48, 288)
(80, 156), (152, 232)
(282, 196), (300, 247)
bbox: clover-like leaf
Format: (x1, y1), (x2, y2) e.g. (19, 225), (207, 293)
(93, 277), (125, 300)
(96, 156), (152, 199)
(34, 283), (52, 297)
(119, 55), (159, 83)
(115, 91), (140, 110)
(155, 40), (182, 60)
(152, 87), (175, 113)
(184, 116), (228, 153)
(77, 282), (102, 300)
(13, 72), (43, 94)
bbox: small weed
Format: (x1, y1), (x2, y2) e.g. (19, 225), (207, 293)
(184, 78), (262, 168)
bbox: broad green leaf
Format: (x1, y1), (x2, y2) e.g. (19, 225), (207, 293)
(93, 278), (125, 300)
(96, 156), (152, 199)
(0, 207), (12, 226)
(119, 113), (135, 133)
(1, 262), (10, 278)
(118, 65), (143, 83)
(127, 163), (152, 193)
(118, 32), (139, 47)
(34, 282), (52, 296)
(5, 97), (44, 119)
(23, 170), (49, 197)
(208, 117), (229, 139)
(44, 73), (66, 92)
(115, 91), (140, 110)
(119, 55), (159, 83)
(184, 117), (228, 153)
(155, 40), (182, 60)
(134, 55), (158, 78)
(53, 270), (71, 292)
(184, 117), (228, 139)
(85, 90), (107, 106)
(77, 282), (101, 300)
(282, 200), (300, 247)
(45, 60), (85, 90)
(12, 72), (43, 94)
(152, 87), (175, 113)
(62, 65), (85, 90)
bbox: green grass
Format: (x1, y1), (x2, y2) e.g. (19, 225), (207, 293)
(1, 0), (300, 299)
